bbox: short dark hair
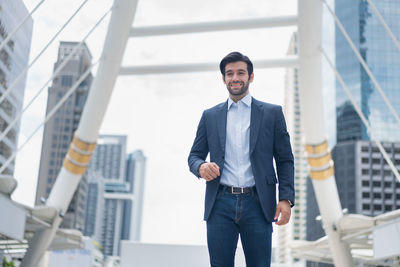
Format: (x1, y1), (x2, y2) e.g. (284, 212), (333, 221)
(219, 52), (253, 77)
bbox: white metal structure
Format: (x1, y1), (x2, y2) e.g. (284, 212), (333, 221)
(298, 1), (353, 266)
(20, 0), (139, 265)
(0, 0), (399, 265)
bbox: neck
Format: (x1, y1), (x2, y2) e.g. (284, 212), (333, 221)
(229, 91), (249, 103)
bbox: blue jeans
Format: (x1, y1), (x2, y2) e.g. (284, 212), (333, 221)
(206, 186), (272, 267)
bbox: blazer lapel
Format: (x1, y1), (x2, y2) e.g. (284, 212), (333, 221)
(250, 98), (263, 154)
(217, 101), (228, 153)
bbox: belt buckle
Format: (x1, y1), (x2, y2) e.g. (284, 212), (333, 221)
(231, 187), (244, 194)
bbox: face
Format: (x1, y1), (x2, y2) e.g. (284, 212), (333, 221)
(223, 61), (254, 98)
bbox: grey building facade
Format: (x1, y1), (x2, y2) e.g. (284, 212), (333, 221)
(84, 135), (133, 256)
(35, 41), (93, 231)
(122, 149), (146, 241)
(333, 141), (400, 216)
(0, 0), (33, 175)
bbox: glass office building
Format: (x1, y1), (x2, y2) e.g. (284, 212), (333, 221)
(0, 0), (33, 174)
(335, 0), (400, 143)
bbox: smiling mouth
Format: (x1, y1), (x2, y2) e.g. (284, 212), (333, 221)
(230, 82), (243, 88)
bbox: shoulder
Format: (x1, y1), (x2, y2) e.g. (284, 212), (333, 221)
(203, 101), (227, 115)
(252, 97), (282, 111)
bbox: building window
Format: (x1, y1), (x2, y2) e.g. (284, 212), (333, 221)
(384, 170), (392, 176)
(61, 75), (73, 87)
(373, 193), (381, 199)
(373, 204), (381, 211)
(362, 169), (369, 175)
(372, 170), (380, 176)
(1, 98), (14, 117)
(384, 193), (392, 199)
(361, 158), (369, 164)
(372, 158), (380, 164)
(0, 49), (11, 70)
(362, 192), (370, 198)
(362, 180), (370, 187)
(384, 182), (392, 188)
(372, 181), (381, 187)
(362, 204), (370, 210)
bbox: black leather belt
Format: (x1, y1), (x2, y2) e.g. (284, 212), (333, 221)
(220, 184), (256, 194)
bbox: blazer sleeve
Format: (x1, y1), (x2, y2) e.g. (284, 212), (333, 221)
(273, 106), (295, 206)
(188, 111), (209, 178)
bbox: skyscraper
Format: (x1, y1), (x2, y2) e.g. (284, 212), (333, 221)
(123, 149), (146, 241)
(280, 32), (308, 266)
(84, 169), (105, 244)
(334, 0), (400, 217)
(85, 135), (131, 256)
(35, 41), (93, 231)
(85, 138), (146, 256)
(335, 0), (400, 142)
(0, 0), (33, 175)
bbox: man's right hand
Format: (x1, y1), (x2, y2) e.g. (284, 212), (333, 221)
(199, 162), (220, 181)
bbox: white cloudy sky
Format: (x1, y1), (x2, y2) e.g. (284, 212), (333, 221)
(14, 0), (302, 245)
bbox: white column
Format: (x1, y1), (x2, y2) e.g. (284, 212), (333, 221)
(20, 0), (139, 266)
(130, 151), (146, 241)
(298, 0), (354, 266)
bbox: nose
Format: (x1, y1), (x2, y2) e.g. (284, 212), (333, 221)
(232, 73), (240, 81)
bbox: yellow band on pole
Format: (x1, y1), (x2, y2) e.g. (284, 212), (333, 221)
(72, 133), (96, 152)
(63, 157), (88, 175)
(62, 133), (97, 174)
(67, 146), (92, 164)
(309, 164), (335, 180)
(307, 152), (331, 168)
(305, 140), (328, 155)
(305, 140), (334, 180)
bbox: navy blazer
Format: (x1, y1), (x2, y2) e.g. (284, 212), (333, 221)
(188, 97), (295, 221)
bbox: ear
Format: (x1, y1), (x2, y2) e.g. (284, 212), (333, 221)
(249, 73), (254, 83)
(222, 75), (227, 84)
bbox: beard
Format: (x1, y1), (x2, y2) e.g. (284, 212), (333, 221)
(226, 80), (250, 96)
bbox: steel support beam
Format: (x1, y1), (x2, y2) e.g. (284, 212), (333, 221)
(119, 57), (298, 75)
(130, 16), (297, 37)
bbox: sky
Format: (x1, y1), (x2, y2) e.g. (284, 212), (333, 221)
(14, 0), (300, 245)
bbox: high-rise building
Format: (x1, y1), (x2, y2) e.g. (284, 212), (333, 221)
(0, 0), (33, 175)
(335, 0), (400, 143)
(35, 41), (93, 231)
(85, 135), (130, 256)
(85, 141), (146, 256)
(280, 32), (307, 266)
(122, 149), (146, 241)
(84, 170), (105, 244)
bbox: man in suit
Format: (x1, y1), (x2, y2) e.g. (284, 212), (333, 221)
(188, 52), (294, 267)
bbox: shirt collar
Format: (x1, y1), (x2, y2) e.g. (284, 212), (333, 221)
(228, 93), (252, 110)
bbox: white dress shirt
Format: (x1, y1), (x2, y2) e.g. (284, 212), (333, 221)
(220, 93), (255, 187)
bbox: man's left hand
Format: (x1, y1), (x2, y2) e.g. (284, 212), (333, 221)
(274, 200), (291, 225)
